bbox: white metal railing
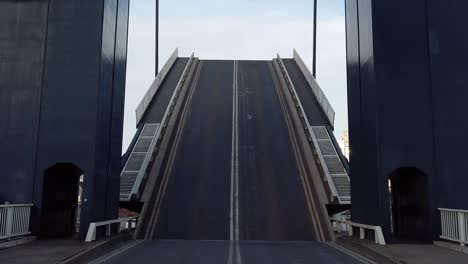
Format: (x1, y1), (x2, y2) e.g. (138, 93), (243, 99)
(277, 54), (347, 204)
(311, 126), (351, 204)
(293, 49), (335, 127)
(85, 216), (138, 242)
(331, 217), (386, 245)
(136, 48), (179, 124)
(120, 123), (161, 201)
(439, 208), (468, 246)
(0, 204), (33, 240)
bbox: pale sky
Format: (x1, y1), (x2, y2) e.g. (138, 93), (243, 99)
(123, 0), (347, 152)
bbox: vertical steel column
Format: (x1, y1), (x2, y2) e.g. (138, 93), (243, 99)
(155, 0), (159, 76)
(313, 0), (317, 78)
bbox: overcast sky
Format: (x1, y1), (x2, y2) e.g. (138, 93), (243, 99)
(123, 0), (347, 152)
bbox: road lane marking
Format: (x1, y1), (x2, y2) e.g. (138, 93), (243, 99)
(230, 60), (240, 241)
(229, 60), (242, 264)
(234, 60), (240, 243)
(230, 61), (236, 241)
(234, 61), (242, 264)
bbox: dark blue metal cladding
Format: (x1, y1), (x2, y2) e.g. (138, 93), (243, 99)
(427, 1), (468, 211)
(346, 0), (468, 241)
(0, 0), (129, 237)
(93, 0), (119, 227)
(109, 0), (130, 216)
(0, 1), (49, 204)
(34, 0), (108, 235)
(372, 0), (437, 240)
(346, 0), (386, 236)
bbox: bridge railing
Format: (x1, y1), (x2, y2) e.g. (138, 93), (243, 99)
(293, 49), (335, 127)
(0, 204), (33, 241)
(120, 123), (161, 201)
(136, 48), (179, 125)
(439, 208), (468, 246)
(330, 217), (386, 245)
(277, 54), (339, 201)
(125, 53), (196, 203)
(85, 216), (138, 242)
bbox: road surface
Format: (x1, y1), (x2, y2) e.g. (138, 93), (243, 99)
(98, 240), (366, 264)
(146, 60), (322, 241)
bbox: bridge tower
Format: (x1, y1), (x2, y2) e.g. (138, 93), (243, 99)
(0, 0), (130, 238)
(346, 0), (468, 242)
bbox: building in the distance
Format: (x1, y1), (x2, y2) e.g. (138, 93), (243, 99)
(338, 130), (349, 161)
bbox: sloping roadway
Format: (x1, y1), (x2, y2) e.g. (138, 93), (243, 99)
(144, 59), (324, 241)
(102, 58), (366, 264)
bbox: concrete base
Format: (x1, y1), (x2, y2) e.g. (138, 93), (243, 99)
(0, 236), (36, 250)
(434, 241), (468, 255)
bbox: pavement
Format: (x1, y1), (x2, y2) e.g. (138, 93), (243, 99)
(337, 235), (468, 264)
(368, 243), (468, 264)
(0, 239), (98, 264)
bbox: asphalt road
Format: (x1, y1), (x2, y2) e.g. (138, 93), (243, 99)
(99, 240), (364, 264)
(139, 58), (329, 243)
(152, 60), (233, 240)
(107, 59), (363, 263)
(237, 61), (316, 240)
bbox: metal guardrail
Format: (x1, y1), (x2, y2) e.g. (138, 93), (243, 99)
(331, 217), (386, 245)
(136, 48), (179, 125)
(311, 126), (351, 203)
(120, 123), (161, 201)
(85, 216), (138, 242)
(439, 208), (468, 246)
(122, 53), (196, 201)
(293, 49), (336, 127)
(0, 204), (33, 240)
(277, 54), (347, 204)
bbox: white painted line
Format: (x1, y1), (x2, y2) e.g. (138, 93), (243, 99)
(230, 61), (236, 241)
(229, 61), (242, 264)
(230, 60), (240, 241)
(234, 60), (240, 242)
(234, 61), (241, 264)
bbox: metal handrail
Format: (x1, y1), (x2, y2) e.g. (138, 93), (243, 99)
(0, 204), (33, 240)
(129, 52), (196, 200)
(0, 204), (33, 208)
(85, 216), (138, 242)
(330, 217), (386, 245)
(312, 126), (351, 203)
(136, 48), (179, 124)
(276, 54), (339, 201)
(439, 208), (468, 213)
(293, 49), (336, 127)
(439, 208), (468, 246)
(119, 123), (159, 201)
